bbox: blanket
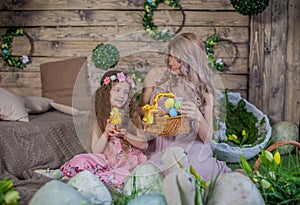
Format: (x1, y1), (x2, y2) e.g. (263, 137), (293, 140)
(0, 111), (86, 204)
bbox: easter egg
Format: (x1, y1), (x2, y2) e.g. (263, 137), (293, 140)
(169, 108), (178, 117)
(165, 98), (175, 109)
(174, 101), (180, 109)
(271, 121), (299, 155)
(205, 172), (264, 205)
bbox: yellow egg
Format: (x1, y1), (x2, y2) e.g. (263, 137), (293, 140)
(165, 98), (174, 109)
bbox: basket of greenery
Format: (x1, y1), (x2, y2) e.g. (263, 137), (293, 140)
(212, 90), (272, 162)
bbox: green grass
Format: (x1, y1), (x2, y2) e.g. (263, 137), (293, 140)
(227, 152), (300, 174)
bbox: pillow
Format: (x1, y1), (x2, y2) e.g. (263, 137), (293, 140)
(23, 96), (53, 114)
(40, 57), (87, 107)
(50, 102), (87, 116)
(0, 87), (29, 122)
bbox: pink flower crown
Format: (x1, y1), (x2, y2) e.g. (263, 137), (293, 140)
(103, 72), (135, 88)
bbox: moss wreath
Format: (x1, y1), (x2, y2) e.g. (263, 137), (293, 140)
(0, 28), (34, 69)
(205, 33), (238, 72)
(230, 0), (270, 16)
(142, 0), (185, 41)
(91, 43), (120, 70)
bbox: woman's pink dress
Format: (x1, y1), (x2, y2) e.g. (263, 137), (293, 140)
(146, 73), (231, 182)
(60, 136), (147, 188)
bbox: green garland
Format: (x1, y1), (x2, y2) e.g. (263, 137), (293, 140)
(142, 0), (185, 41)
(0, 28), (34, 69)
(205, 34), (238, 72)
(230, 0), (270, 16)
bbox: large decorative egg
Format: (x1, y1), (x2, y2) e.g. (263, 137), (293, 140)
(271, 121), (299, 155)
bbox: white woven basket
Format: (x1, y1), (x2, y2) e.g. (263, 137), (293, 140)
(211, 91), (272, 163)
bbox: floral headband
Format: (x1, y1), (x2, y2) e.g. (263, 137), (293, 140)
(103, 72), (135, 88)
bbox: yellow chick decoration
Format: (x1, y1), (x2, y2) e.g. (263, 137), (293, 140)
(110, 107), (122, 127)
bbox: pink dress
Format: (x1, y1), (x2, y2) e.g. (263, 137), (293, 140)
(146, 73), (231, 182)
(60, 136), (147, 188)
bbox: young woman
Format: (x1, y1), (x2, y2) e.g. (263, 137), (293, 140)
(141, 33), (231, 181)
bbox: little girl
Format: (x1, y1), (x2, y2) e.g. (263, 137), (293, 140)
(60, 70), (148, 188)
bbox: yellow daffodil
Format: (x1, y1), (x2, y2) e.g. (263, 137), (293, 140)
(274, 151), (281, 164)
(242, 130), (246, 136)
(265, 150), (274, 162)
(228, 134), (238, 141)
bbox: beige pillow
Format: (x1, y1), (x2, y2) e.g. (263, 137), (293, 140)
(23, 96), (53, 114)
(50, 102), (87, 116)
(0, 87), (29, 122)
(40, 57), (87, 107)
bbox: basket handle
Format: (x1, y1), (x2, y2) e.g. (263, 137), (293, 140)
(142, 92), (175, 124)
(253, 140), (300, 171)
(152, 92), (175, 108)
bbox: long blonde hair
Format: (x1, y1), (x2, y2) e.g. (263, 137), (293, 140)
(164, 33), (217, 115)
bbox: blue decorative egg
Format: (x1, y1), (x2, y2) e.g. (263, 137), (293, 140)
(169, 108), (178, 117)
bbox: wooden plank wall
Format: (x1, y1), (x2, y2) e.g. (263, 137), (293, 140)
(0, 0), (249, 98)
(249, 0), (300, 125)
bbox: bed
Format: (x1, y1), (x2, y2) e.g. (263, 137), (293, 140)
(0, 57), (92, 204)
(0, 110), (86, 203)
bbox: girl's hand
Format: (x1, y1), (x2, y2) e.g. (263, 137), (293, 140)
(177, 101), (203, 121)
(118, 128), (127, 138)
(104, 119), (119, 137)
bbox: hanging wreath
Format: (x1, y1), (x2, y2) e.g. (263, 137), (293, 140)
(230, 0), (270, 16)
(91, 43), (120, 70)
(0, 28), (34, 69)
(205, 33), (238, 72)
(142, 0), (185, 41)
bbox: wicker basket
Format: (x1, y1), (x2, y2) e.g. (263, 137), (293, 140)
(143, 92), (190, 137)
(253, 140), (300, 171)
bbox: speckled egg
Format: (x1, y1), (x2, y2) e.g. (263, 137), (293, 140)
(205, 172), (264, 205)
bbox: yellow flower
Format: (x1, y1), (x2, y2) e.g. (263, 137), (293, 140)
(228, 134), (238, 141)
(242, 130), (246, 136)
(252, 177), (258, 183)
(145, 5), (150, 12)
(1, 43), (8, 49)
(274, 151), (281, 164)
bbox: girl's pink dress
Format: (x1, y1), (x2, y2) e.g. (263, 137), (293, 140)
(60, 136), (147, 188)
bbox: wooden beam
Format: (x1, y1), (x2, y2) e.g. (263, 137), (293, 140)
(285, 0), (300, 125)
(0, 0), (235, 11)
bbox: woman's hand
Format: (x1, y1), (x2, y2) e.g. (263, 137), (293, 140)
(178, 101), (203, 122)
